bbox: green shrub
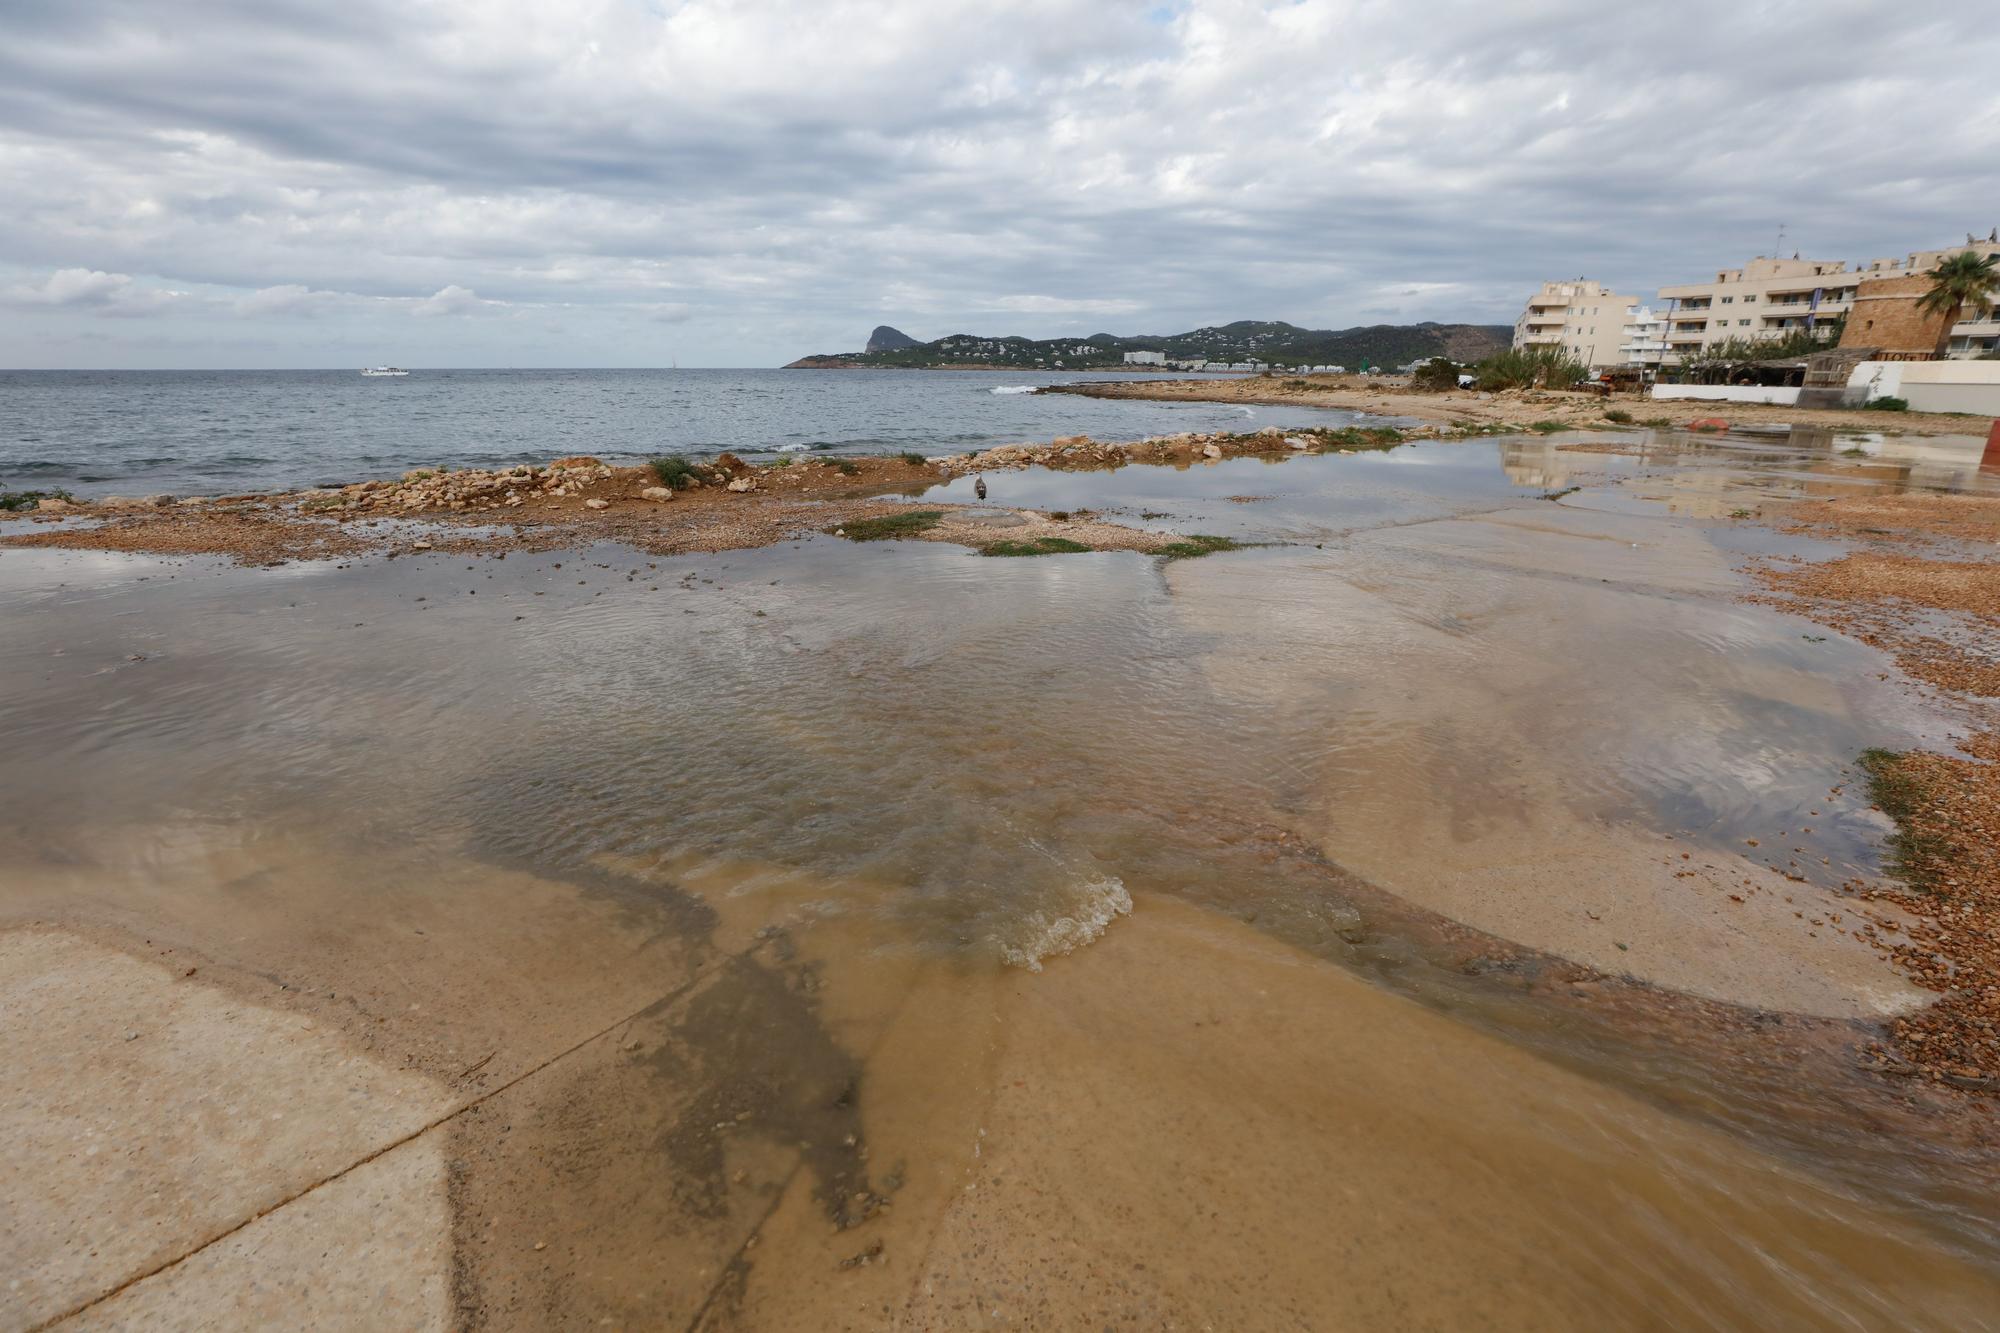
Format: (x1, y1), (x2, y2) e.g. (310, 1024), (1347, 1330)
(898, 451), (928, 466)
(1529, 420), (1569, 434)
(1409, 357), (1459, 391)
(768, 455), (793, 468)
(650, 455), (705, 488)
(1475, 346), (1589, 391)
(833, 458), (860, 475)
(1864, 396), (1909, 412)
(1320, 426), (1407, 451)
(981, 536), (1092, 557)
(0, 487), (74, 512)
(1604, 409), (1633, 424)
(835, 510), (943, 540)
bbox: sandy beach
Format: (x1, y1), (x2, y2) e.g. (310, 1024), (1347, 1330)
(5, 420), (2000, 1328)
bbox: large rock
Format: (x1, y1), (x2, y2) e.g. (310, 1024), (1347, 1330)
(639, 487), (673, 502)
(866, 325), (922, 353)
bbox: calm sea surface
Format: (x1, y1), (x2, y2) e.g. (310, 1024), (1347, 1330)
(0, 368), (1362, 497)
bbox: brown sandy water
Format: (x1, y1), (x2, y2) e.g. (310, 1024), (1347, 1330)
(4, 428), (2000, 1328)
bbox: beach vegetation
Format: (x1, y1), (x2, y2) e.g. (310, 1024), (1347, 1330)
(1158, 534), (1243, 560)
(1679, 324), (1843, 379)
(1640, 416), (1672, 427)
(1917, 250), (2000, 357)
(1408, 357), (1459, 391)
(1864, 396), (1910, 412)
(650, 455), (708, 488)
(1857, 748), (1957, 894)
(1321, 426), (1407, 451)
(832, 458), (861, 475)
(1539, 486), (1580, 501)
(981, 536), (1092, 557)
(1530, 420), (1569, 434)
(1473, 346), (1588, 391)
(898, 451), (928, 466)
(0, 487), (74, 511)
(1604, 409), (1633, 424)
(835, 510), (943, 541)
(768, 455), (793, 467)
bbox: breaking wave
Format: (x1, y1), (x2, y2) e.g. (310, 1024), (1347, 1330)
(996, 876), (1133, 972)
(989, 385), (1037, 395)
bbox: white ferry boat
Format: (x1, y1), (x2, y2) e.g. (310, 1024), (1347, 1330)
(360, 365), (410, 377)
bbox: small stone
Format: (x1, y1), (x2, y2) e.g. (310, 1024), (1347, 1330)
(1202, 444), (1223, 459)
(640, 487), (674, 502)
(584, 498), (610, 510)
(726, 478), (754, 493)
(1284, 436), (1310, 450)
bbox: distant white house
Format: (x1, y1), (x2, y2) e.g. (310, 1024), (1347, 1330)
(1122, 350), (1167, 365)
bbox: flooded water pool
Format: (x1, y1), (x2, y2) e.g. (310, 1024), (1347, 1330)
(4, 427), (1999, 1327)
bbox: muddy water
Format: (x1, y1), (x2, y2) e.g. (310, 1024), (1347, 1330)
(4, 427), (2000, 1327)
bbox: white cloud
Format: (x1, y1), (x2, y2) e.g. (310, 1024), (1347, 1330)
(5, 268), (180, 315)
(410, 284), (488, 317)
(235, 283), (342, 316)
(0, 0), (1995, 365)
(986, 295), (1144, 316)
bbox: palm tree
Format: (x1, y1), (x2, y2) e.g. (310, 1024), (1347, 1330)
(1917, 249), (2000, 358)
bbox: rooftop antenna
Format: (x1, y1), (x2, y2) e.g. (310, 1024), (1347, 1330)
(1772, 221), (1787, 259)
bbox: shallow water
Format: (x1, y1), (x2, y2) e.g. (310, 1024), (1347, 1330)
(4, 427), (2000, 1326)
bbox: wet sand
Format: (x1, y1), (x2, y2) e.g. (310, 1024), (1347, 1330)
(5, 425), (2000, 1327)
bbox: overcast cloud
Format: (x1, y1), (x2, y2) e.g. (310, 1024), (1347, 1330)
(1, 0), (1995, 367)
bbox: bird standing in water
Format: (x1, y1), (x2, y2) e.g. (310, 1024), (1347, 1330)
(974, 476), (987, 500)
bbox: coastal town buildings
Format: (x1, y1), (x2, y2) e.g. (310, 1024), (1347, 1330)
(1510, 279), (1637, 368)
(1515, 232), (1998, 373)
(1655, 237), (2000, 363)
(1618, 305), (1669, 370)
(1122, 350), (1166, 365)
(1657, 256), (1862, 361)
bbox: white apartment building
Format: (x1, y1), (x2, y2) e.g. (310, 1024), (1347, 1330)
(1618, 305), (1668, 368)
(1512, 280), (1638, 368)
(1122, 350), (1166, 366)
(1656, 237), (2000, 362)
(1657, 256), (1860, 362)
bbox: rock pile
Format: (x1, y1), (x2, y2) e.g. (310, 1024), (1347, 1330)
(306, 459), (621, 515)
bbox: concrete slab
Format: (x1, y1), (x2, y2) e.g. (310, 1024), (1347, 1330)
(0, 929), (453, 1328)
(60, 1136), (450, 1332)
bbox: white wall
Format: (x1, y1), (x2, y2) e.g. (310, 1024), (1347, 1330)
(1848, 360), (2000, 415)
(1651, 384), (1801, 405)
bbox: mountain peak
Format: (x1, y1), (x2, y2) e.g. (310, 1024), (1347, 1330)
(866, 325), (921, 353)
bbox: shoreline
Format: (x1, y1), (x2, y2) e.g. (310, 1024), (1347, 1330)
(1, 423), (1425, 565)
(1047, 373), (1996, 438)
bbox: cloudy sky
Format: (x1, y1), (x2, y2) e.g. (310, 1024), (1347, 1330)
(1, 0), (1995, 368)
